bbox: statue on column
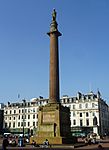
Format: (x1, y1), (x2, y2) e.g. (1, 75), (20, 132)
(52, 9), (56, 21)
(50, 9), (58, 32)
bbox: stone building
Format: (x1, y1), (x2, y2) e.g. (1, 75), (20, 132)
(3, 91), (109, 136)
(3, 97), (48, 135)
(61, 91), (109, 137)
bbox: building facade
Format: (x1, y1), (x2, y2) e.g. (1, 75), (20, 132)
(61, 91), (109, 136)
(3, 98), (48, 135)
(3, 91), (109, 137)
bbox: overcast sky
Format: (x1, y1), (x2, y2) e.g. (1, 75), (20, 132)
(0, 0), (109, 104)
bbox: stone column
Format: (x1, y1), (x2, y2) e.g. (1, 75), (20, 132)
(31, 10), (72, 144)
(47, 9), (61, 103)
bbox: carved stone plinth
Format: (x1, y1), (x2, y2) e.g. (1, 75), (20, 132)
(32, 103), (72, 144)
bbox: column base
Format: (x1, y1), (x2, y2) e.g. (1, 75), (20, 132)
(30, 136), (77, 144)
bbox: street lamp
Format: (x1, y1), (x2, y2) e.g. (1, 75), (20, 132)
(22, 99), (26, 138)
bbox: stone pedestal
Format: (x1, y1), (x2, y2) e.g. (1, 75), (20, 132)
(33, 103), (72, 144)
(93, 126), (100, 139)
(93, 126), (98, 134)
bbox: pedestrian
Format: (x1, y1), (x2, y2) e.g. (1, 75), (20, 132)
(2, 137), (9, 150)
(43, 139), (49, 148)
(32, 140), (36, 147)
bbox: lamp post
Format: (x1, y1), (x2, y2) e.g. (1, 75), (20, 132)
(22, 99), (26, 138)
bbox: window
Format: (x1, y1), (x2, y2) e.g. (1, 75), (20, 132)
(73, 105), (75, 109)
(33, 122), (35, 126)
(14, 110), (16, 114)
(73, 120), (76, 125)
(9, 117), (11, 120)
(9, 122), (11, 128)
(10, 110), (11, 114)
(33, 114), (35, 119)
(22, 109), (24, 113)
(5, 123), (7, 128)
(93, 116), (97, 125)
(28, 122), (30, 127)
(92, 112), (95, 116)
(86, 112), (89, 117)
(19, 110), (21, 113)
(21, 122), (23, 126)
(14, 117), (15, 120)
(5, 111), (7, 114)
(67, 99), (69, 103)
(24, 122), (26, 126)
(86, 119), (89, 126)
(13, 122), (15, 128)
(85, 103), (88, 108)
(80, 113), (82, 117)
(37, 114), (38, 118)
(92, 103), (95, 108)
(28, 115), (30, 119)
(79, 104), (82, 109)
(18, 115), (20, 119)
(73, 111), (76, 117)
(33, 108), (35, 112)
(63, 99), (65, 103)
(80, 120), (83, 126)
(18, 122), (20, 127)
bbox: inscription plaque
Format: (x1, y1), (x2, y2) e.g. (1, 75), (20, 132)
(43, 112), (55, 123)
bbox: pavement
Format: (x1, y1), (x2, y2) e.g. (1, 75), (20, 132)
(0, 143), (108, 150)
(0, 139), (109, 150)
(75, 143), (109, 150)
